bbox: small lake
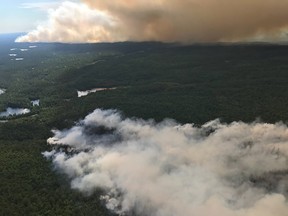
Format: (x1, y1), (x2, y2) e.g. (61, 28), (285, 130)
(0, 89), (6, 95)
(77, 87), (116, 97)
(0, 107), (30, 117)
(31, 99), (40, 106)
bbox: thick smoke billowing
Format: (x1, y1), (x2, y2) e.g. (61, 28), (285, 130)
(44, 109), (288, 216)
(17, 0), (288, 43)
(16, 1), (116, 43)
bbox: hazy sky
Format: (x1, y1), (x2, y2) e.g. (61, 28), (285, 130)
(0, 0), (63, 34)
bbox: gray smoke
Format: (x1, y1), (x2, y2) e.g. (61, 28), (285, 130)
(44, 109), (288, 216)
(17, 0), (288, 43)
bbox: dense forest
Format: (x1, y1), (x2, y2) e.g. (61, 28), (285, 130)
(2, 33), (288, 215)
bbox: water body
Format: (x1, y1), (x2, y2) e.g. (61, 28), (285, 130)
(31, 99), (40, 106)
(0, 107), (30, 117)
(77, 87), (116, 97)
(0, 89), (6, 95)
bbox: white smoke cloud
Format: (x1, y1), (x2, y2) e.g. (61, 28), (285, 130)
(44, 109), (288, 216)
(16, 1), (118, 43)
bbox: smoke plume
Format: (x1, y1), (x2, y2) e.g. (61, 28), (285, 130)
(17, 0), (288, 43)
(16, 1), (116, 43)
(44, 109), (288, 216)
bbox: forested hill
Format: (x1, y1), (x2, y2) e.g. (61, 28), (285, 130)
(2, 37), (288, 215)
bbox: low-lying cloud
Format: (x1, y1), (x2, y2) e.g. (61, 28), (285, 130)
(44, 109), (288, 216)
(16, 0), (288, 43)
